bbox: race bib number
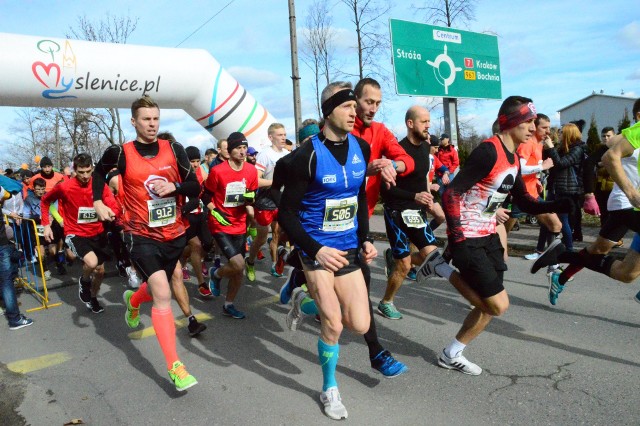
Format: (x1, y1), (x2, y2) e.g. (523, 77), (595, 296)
(482, 192), (508, 217)
(322, 196), (357, 232)
(223, 182), (246, 207)
(401, 209), (426, 228)
(77, 207), (98, 224)
(147, 197), (177, 228)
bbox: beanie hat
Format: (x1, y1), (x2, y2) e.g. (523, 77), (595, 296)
(227, 132), (248, 152)
(185, 146), (201, 161)
(40, 156), (53, 167)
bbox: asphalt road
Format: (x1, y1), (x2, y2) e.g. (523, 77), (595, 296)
(1, 241), (639, 425)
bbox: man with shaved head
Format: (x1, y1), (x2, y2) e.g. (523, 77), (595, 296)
(377, 106), (441, 319)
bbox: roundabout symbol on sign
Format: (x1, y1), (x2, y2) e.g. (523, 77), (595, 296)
(426, 45), (462, 95)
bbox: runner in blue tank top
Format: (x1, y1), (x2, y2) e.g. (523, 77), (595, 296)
(279, 82), (376, 421)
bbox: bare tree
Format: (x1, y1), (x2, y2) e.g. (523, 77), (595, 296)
(300, 0), (338, 118)
(414, 0), (477, 28)
(67, 14), (139, 145)
(341, 0), (392, 81)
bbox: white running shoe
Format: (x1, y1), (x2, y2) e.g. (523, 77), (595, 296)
(416, 250), (446, 284)
(437, 349), (482, 375)
(320, 387), (348, 420)
(286, 287), (306, 331)
(524, 252), (541, 260)
(126, 266), (141, 288)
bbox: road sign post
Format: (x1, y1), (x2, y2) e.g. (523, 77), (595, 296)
(390, 19), (501, 100)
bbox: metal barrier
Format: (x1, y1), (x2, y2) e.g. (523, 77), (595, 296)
(4, 215), (62, 312)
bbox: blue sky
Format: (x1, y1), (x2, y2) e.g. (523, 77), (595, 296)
(0, 0), (639, 166)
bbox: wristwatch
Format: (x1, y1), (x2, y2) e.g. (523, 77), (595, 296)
(174, 182), (181, 192)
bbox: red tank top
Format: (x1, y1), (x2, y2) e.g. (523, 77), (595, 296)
(121, 139), (185, 241)
(456, 136), (519, 239)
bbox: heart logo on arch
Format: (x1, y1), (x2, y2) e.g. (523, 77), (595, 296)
(32, 62), (61, 88)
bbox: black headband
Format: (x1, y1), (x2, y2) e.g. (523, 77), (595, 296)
(321, 89), (357, 118)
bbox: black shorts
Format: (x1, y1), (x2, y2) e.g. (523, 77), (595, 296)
(598, 208), (640, 242)
(383, 207), (436, 259)
(124, 233), (186, 282)
(299, 248), (361, 277)
(212, 233), (246, 260)
(65, 233), (110, 265)
(453, 234), (506, 299)
(185, 213), (211, 248)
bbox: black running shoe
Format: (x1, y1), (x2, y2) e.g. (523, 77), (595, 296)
(188, 319), (207, 337)
(530, 239), (566, 274)
(88, 298), (104, 314)
(56, 262), (67, 275)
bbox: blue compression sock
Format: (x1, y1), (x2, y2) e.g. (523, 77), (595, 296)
(318, 339), (339, 391)
(301, 297), (319, 315)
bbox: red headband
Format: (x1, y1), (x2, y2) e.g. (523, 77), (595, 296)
(498, 102), (537, 131)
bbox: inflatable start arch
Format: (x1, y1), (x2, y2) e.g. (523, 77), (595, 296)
(0, 33), (277, 146)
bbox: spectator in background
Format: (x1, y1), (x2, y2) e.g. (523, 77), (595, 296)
(435, 133), (459, 196)
(543, 123), (587, 251)
(0, 186), (34, 330)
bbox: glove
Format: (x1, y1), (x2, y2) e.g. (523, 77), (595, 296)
(450, 239), (472, 271)
(553, 198), (574, 215)
(211, 208), (231, 226)
(242, 191), (256, 204)
(583, 195), (600, 216)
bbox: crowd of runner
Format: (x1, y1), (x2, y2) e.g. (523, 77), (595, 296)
(1, 82), (639, 421)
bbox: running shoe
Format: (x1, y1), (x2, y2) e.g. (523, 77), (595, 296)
(377, 301), (402, 320)
(524, 252), (542, 260)
(530, 239), (565, 274)
(222, 304), (246, 319)
(208, 267), (221, 296)
(187, 319), (207, 337)
(78, 277), (91, 304)
(548, 272), (565, 305)
(43, 270), (51, 280)
(437, 349), (482, 375)
(406, 267), (417, 281)
(123, 290), (140, 328)
(9, 315), (33, 330)
(257, 250), (265, 260)
(370, 350), (408, 378)
(384, 248), (394, 278)
(635, 290), (640, 304)
(198, 284), (213, 298)
(56, 262), (67, 275)
(214, 256), (221, 268)
(320, 387), (348, 420)
(88, 298), (104, 314)
(182, 267), (191, 281)
(168, 361), (198, 391)
(270, 265), (283, 278)
(275, 246), (287, 275)
(126, 266), (141, 288)
(286, 287), (306, 331)
(202, 264), (209, 277)
(416, 250), (445, 284)
(547, 265), (574, 282)
(279, 269), (295, 304)
(245, 260), (256, 282)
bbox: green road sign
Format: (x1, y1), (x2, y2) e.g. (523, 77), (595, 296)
(390, 19), (501, 99)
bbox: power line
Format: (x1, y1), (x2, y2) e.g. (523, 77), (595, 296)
(175, 0), (235, 48)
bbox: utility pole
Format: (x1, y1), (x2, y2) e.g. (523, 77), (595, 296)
(288, 0), (302, 142)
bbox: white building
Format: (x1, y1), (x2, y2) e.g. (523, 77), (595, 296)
(558, 92), (636, 137)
